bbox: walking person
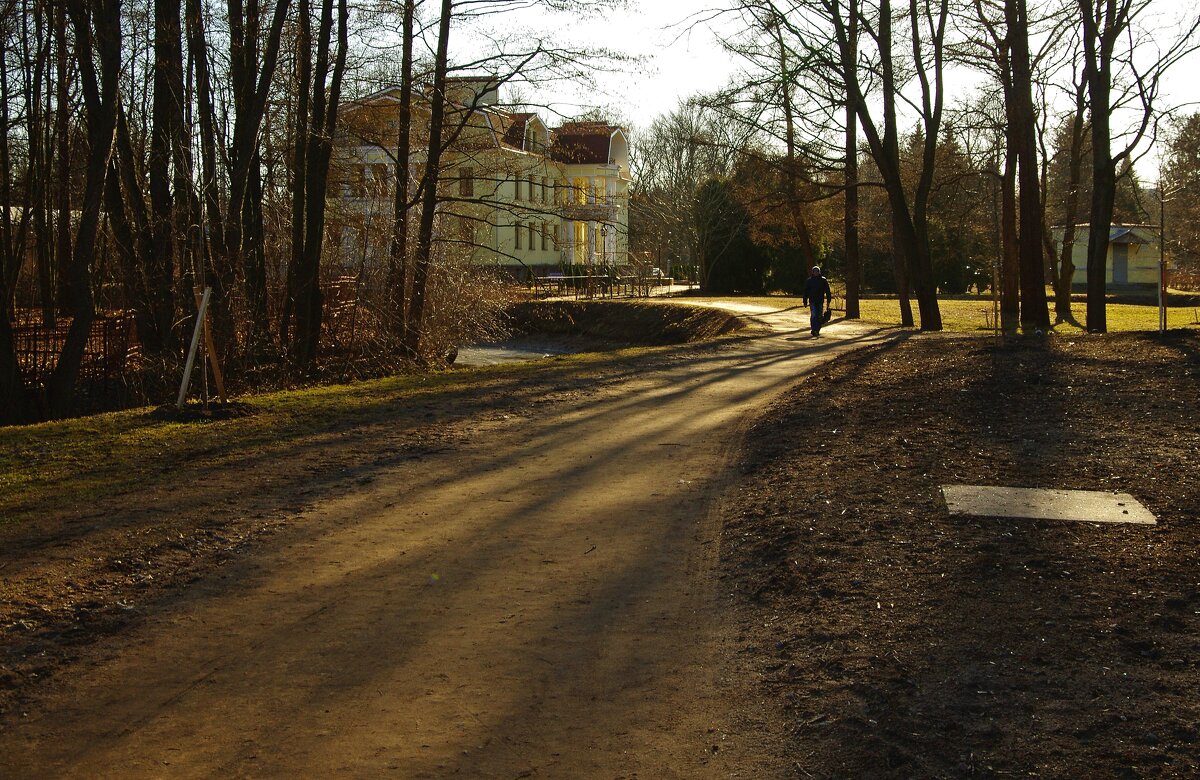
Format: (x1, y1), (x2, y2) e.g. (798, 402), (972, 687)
(802, 265), (832, 338)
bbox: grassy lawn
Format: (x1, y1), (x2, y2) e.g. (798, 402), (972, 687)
(0, 369), (458, 525)
(0, 348), (653, 526)
(680, 292), (1200, 333)
(857, 297), (1200, 332)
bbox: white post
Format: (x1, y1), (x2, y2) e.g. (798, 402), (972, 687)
(177, 287), (211, 409)
(1159, 188), (1167, 334)
(1160, 257), (1167, 334)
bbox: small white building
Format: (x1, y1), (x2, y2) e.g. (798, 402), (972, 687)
(1052, 224), (1162, 290)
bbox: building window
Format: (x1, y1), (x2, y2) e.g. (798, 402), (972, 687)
(458, 167), (474, 197)
(529, 222), (536, 251)
(574, 222), (587, 264)
(572, 177), (588, 205)
(515, 221), (523, 250)
(541, 222), (549, 251)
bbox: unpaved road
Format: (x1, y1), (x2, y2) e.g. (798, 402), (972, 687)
(2, 308), (895, 778)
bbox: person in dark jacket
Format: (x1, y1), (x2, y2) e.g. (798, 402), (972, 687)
(802, 265), (832, 337)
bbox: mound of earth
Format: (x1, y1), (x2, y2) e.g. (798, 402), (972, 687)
(508, 300), (745, 344)
(148, 401), (259, 422)
(722, 330), (1200, 778)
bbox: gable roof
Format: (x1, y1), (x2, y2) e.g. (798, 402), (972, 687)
(550, 122), (623, 165)
(1110, 226), (1150, 244)
(502, 113), (535, 150)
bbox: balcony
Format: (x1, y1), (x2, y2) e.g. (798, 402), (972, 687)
(562, 199), (620, 223)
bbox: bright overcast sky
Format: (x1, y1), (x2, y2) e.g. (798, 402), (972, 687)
(479, 0), (1200, 172)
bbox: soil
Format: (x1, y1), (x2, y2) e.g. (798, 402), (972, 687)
(722, 329), (1200, 778)
(0, 301), (746, 726)
(5, 302), (1197, 778)
(0, 302), (890, 777)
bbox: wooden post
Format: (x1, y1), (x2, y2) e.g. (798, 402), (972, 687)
(177, 287), (211, 409)
(193, 288), (228, 402)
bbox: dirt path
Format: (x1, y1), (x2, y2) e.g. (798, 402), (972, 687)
(2, 309), (896, 778)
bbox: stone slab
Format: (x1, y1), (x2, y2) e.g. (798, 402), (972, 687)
(941, 485), (1157, 525)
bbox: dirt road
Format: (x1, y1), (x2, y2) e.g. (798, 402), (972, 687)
(3, 307), (895, 778)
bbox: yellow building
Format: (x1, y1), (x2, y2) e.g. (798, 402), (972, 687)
(333, 78), (630, 279)
(1052, 224), (1163, 290)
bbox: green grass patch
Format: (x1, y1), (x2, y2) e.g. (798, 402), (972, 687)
(679, 292), (1200, 334)
(854, 297), (1200, 333)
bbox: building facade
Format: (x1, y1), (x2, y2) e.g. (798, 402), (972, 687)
(333, 79), (631, 279)
(1052, 224), (1163, 290)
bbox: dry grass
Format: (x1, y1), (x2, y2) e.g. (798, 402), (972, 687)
(0, 346), (664, 527)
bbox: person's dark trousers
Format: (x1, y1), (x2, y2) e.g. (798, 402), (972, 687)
(809, 301), (823, 336)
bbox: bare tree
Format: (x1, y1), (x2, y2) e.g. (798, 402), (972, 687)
(287, 0), (350, 369)
(47, 0), (121, 417)
(1075, 0), (1198, 331)
(403, 0), (452, 357)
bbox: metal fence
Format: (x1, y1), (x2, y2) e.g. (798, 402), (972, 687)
(528, 274), (675, 300)
(10, 311), (143, 413)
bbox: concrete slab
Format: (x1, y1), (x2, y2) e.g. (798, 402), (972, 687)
(941, 485), (1157, 525)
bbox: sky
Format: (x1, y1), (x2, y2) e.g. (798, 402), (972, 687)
(474, 0), (1200, 174)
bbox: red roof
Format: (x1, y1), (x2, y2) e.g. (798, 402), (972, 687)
(502, 113), (536, 150)
(550, 122), (620, 165)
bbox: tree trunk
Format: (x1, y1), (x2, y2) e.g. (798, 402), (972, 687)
(835, 0), (942, 330)
(34, 74), (54, 325)
(405, 0), (453, 358)
(244, 148), (270, 355)
(773, 23), (817, 273)
(291, 0), (348, 370)
(0, 313), (38, 424)
(283, 0), (311, 352)
(892, 221), (914, 327)
(0, 11), (39, 422)
(1054, 89), (1088, 324)
(906, 0), (946, 331)
(1008, 0), (1050, 330)
(148, 0), (185, 356)
(48, 0), (120, 418)
(113, 106), (157, 346)
(104, 158), (145, 325)
(54, 1), (71, 317)
(185, 0), (226, 283)
(214, 0), (292, 360)
(388, 0), (415, 342)
(1000, 146), (1020, 332)
(1079, 0), (1115, 333)
(843, 8), (860, 320)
